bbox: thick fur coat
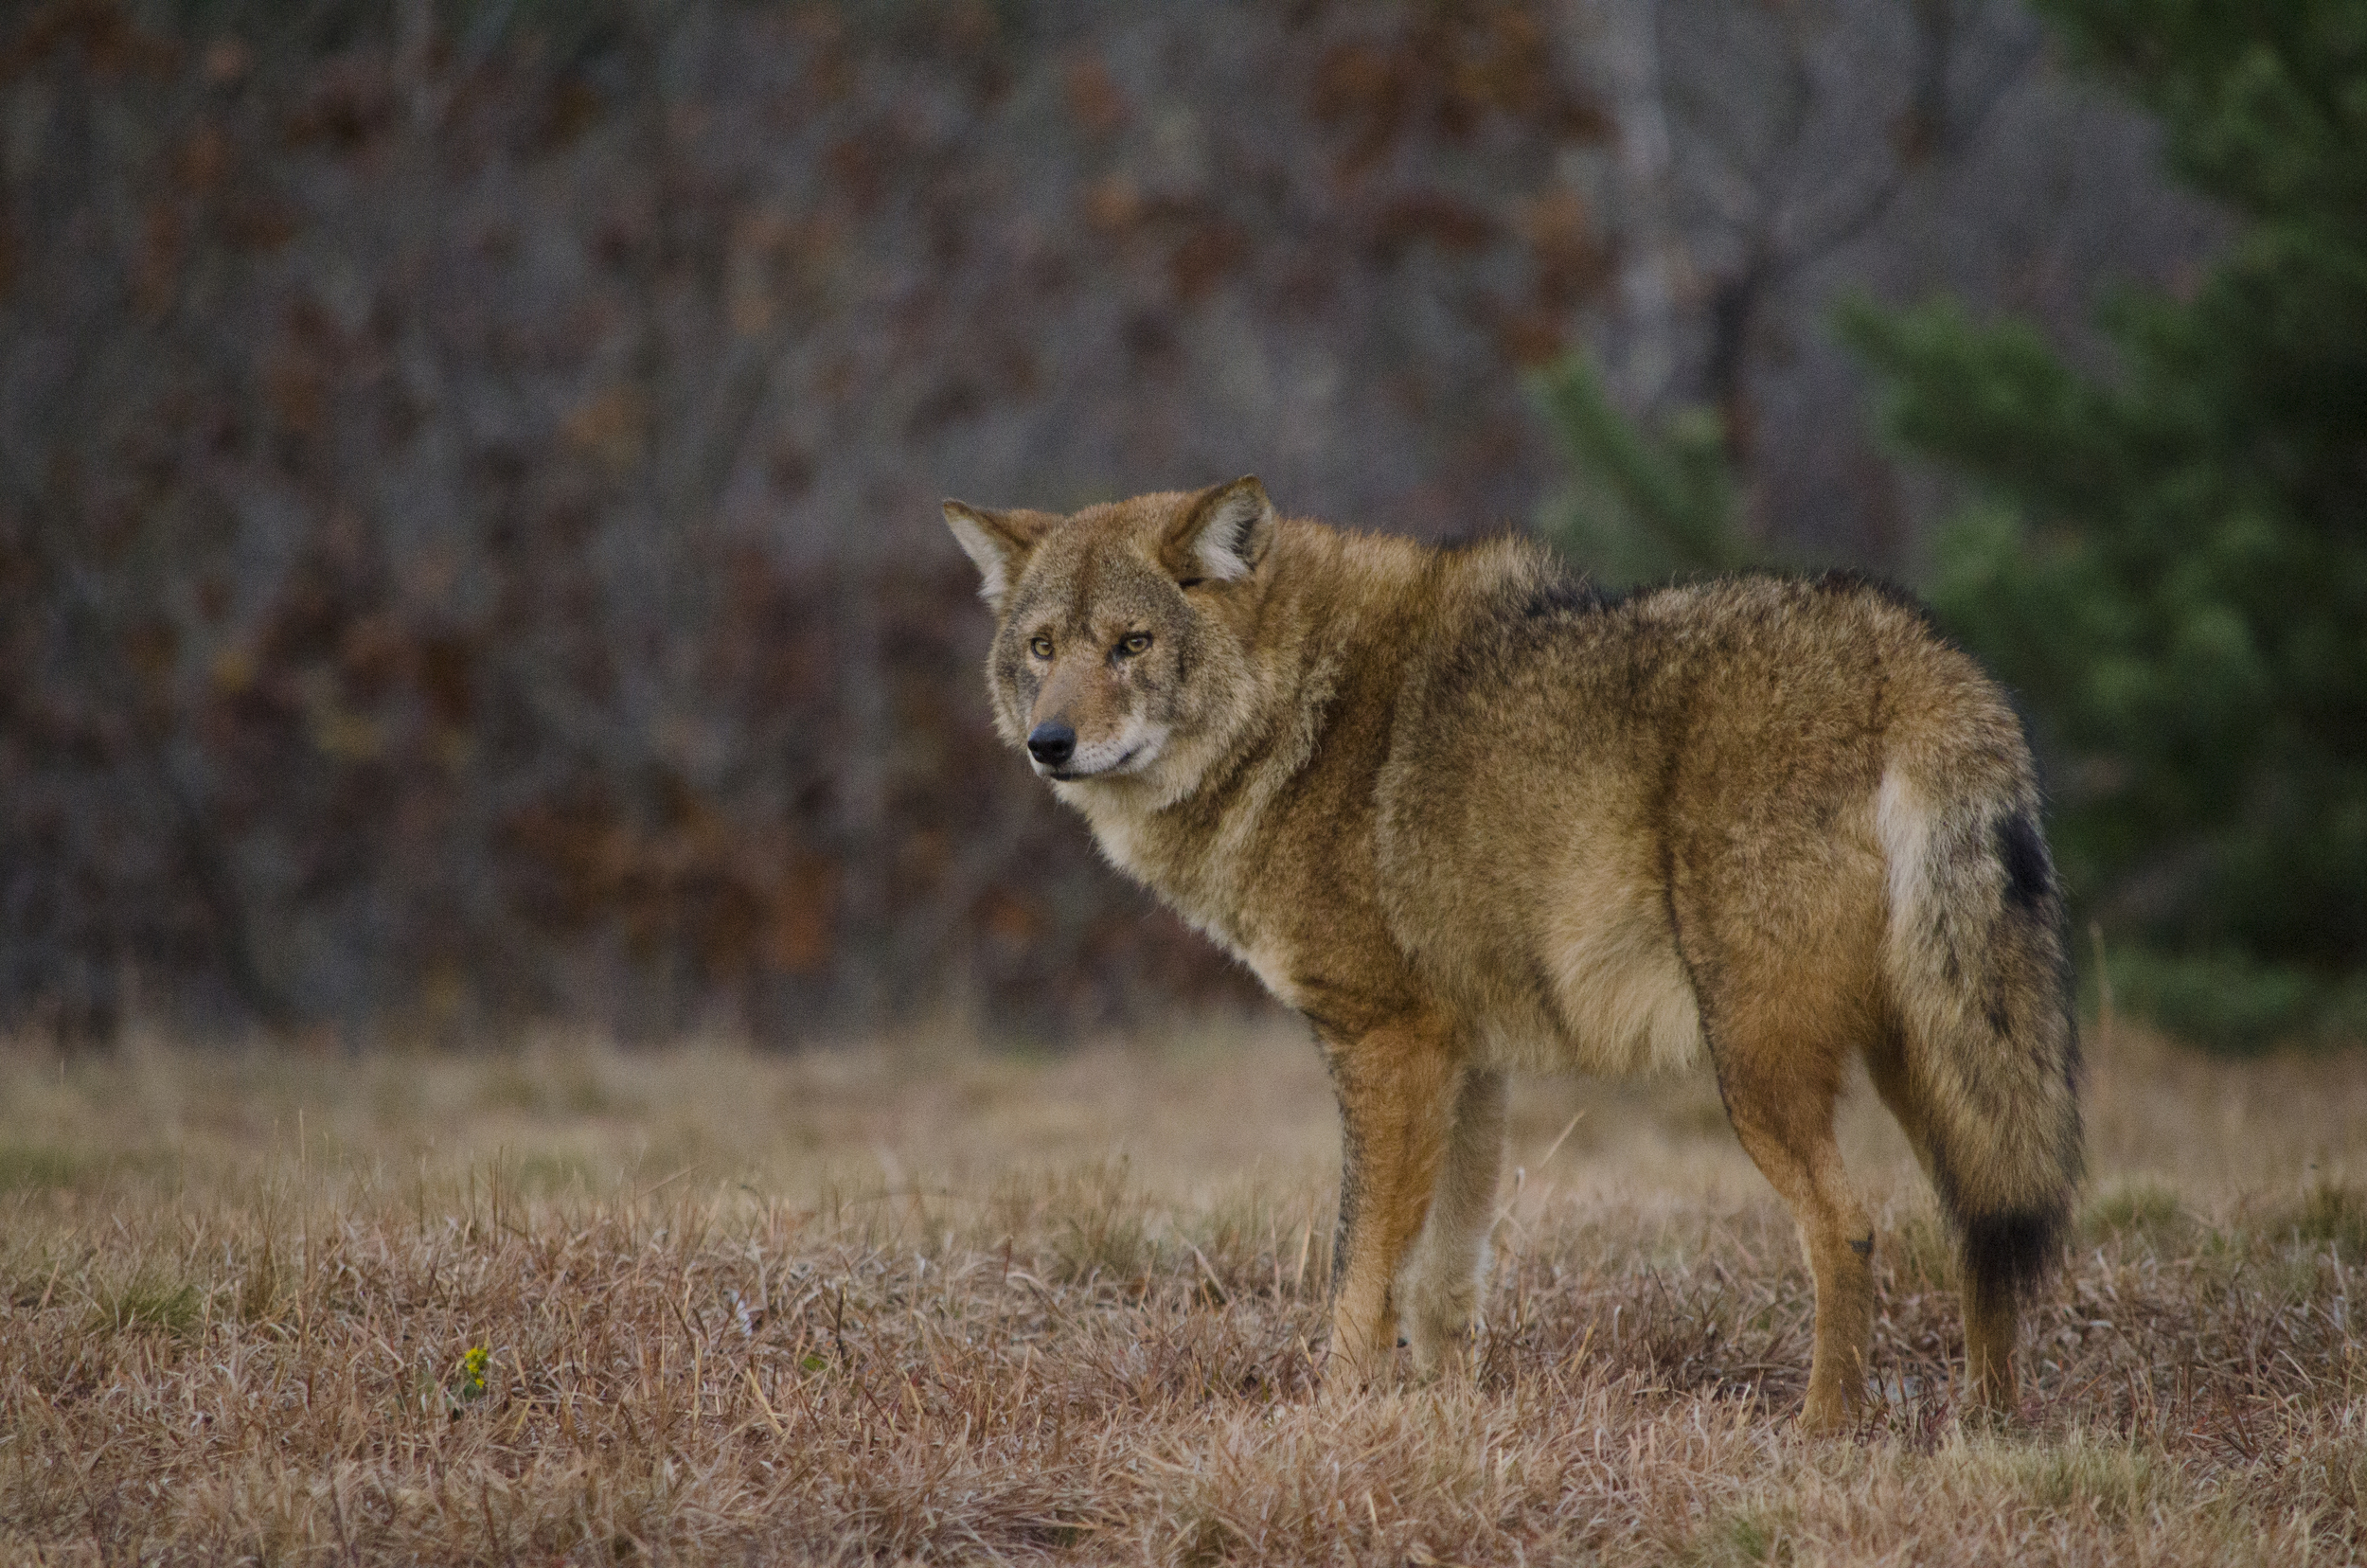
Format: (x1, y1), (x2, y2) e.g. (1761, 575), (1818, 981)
(945, 477), (2082, 1430)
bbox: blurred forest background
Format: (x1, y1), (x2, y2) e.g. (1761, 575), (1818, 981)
(1, 0), (2355, 1050)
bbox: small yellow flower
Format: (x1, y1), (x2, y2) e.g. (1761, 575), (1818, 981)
(456, 1345), (489, 1401)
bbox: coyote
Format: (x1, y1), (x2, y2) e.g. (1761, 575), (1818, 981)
(944, 477), (2081, 1430)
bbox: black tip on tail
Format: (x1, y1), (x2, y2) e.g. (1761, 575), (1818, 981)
(1962, 1202), (2070, 1311)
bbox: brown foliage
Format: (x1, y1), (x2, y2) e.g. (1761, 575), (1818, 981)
(0, 0), (2219, 1043)
(0, 0), (1630, 1042)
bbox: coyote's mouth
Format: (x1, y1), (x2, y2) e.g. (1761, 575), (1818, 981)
(1043, 744), (1142, 782)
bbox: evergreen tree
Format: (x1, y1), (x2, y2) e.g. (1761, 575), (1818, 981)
(1842, 0), (2367, 1045)
(1532, 356), (1754, 586)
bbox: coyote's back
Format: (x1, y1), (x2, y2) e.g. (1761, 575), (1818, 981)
(944, 478), (2081, 1431)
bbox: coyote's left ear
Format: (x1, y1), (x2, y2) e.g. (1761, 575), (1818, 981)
(1164, 476), (1276, 583)
(944, 501), (1053, 614)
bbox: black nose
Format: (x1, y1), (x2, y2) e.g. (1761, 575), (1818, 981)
(1026, 722), (1076, 768)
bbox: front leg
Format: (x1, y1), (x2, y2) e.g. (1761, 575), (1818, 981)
(1321, 1015), (1461, 1387)
(1398, 1066), (1508, 1380)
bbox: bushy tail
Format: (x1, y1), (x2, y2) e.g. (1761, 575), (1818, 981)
(1877, 763), (2084, 1312)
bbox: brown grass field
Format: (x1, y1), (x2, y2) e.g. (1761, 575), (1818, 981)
(5, 1014), (2367, 1564)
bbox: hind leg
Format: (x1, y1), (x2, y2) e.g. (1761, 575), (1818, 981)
(1397, 1067), (1507, 1380)
(1716, 1026), (1876, 1434)
(1864, 1033), (2017, 1419)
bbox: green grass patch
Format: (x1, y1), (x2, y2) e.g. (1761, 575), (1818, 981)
(2283, 1180), (2367, 1262)
(0, 1144), (84, 1192)
(1689, 1506), (1796, 1564)
(87, 1267), (205, 1338)
(2083, 1179), (2192, 1247)
(2002, 1437), (2163, 1525)
(1041, 1159), (1157, 1288)
(512, 1149), (599, 1196)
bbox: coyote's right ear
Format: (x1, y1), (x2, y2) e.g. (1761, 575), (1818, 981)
(943, 501), (1052, 614)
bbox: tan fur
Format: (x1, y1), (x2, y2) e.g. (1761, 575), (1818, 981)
(945, 478), (2083, 1431)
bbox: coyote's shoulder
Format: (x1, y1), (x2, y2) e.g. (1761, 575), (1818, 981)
(945, 478), (2080, 1433)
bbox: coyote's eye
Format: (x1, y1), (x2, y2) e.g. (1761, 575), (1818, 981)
(1028, 635), (1055, 659)
(1117, 632), (1153, 657)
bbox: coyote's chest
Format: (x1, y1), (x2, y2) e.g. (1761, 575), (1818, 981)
(1072, 790), (1323, 1008)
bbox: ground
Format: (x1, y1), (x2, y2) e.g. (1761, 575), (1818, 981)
(4, 1014), (2366, 1563)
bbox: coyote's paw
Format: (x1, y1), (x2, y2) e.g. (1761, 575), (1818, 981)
(1316, 1342), (1395, 1401)
(1797, 1380), (1870, 1436)
(1318, 1306), (1401, 1392)
(1400, 1276), (1480, 1382)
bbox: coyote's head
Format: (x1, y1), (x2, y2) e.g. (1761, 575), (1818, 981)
(942, 477), (1276, 796)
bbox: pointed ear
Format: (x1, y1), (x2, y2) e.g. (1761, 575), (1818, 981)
(1163, 476), (1275, 583)
(943, 501), (1052, 612)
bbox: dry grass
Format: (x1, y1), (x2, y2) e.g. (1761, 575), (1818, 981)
(6, 1018), (2367, 1564)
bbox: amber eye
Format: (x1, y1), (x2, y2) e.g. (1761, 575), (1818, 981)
(1117, 632), (1153, 657)
(1028, 635), (1055, 659)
